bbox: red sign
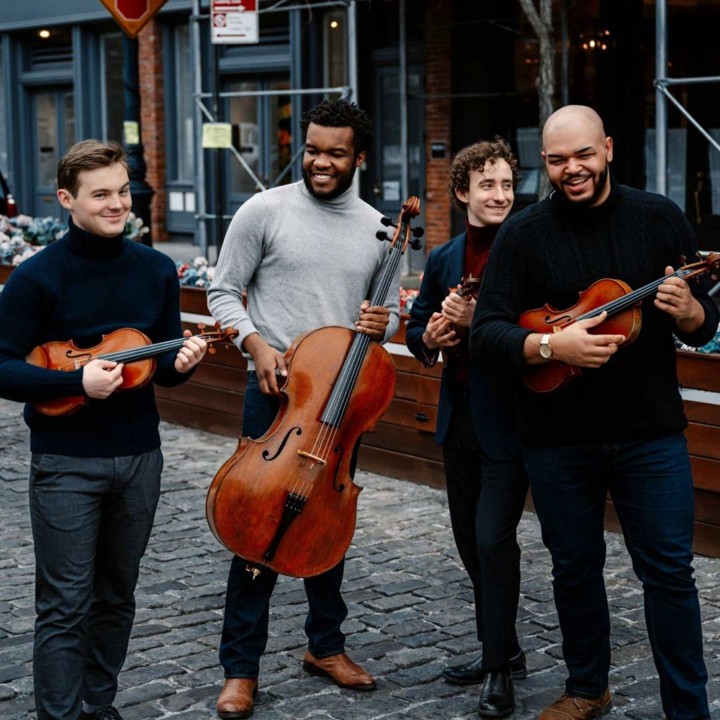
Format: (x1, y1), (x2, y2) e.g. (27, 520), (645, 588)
(98, 0), (169, 38)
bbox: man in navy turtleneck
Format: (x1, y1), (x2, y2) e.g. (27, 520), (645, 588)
(405, 138), (528, 717)
(0, 140), (207, 720)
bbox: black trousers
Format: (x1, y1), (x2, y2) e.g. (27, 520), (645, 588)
(442, 386), (528, 669)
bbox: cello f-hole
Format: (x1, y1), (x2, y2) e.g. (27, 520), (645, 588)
(332, 445), (345, 493)
(262, 426), (302, 462)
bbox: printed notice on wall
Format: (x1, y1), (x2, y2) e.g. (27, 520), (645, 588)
(211, 0), (259, 44)
(202, 123), (233, 149)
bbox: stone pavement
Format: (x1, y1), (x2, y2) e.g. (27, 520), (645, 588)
(0, 397), (719, 720)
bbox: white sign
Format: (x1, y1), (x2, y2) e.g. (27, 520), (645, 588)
(211, 0), (259, 45)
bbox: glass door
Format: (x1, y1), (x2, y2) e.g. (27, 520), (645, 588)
(32, 88), (75, 218)
(224, 75), (292, 214)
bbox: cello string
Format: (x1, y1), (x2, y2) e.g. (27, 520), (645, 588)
(311, 236), (404, 465)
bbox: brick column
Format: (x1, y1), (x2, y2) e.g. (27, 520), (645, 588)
(424, 0), (452, 254)
(138, 20), (168, 243)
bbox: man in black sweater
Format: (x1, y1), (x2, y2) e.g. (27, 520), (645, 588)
(0, 140), (207, 720)
(471, 106), (717, 720)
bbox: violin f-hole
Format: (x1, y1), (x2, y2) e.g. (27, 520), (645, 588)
(545, 314), (572, 327)
(262, 426), (302, 461)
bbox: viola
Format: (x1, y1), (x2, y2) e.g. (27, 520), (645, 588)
(519, 252), (720, 393)
(27, 323), (238, 416)
(206, 197), (424, 579)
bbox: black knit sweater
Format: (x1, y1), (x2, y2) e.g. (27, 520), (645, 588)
(0, 219), (190, 456)
(471, 177), (719, 447)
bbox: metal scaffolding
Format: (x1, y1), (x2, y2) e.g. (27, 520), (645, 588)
(190, 0), (362, 257)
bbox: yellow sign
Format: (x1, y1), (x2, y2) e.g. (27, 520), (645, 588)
(202, 123), (234, 149)
(123, 121), (140, 145)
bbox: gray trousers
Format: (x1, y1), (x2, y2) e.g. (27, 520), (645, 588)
(29, 449), (162, 720)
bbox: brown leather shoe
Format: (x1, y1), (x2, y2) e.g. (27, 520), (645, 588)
(216, 678), (258, 719)
(538, 689), (611, 719)
(302, 651), (377, 691)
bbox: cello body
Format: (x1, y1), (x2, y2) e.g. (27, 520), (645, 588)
(206, 325), (397, 578)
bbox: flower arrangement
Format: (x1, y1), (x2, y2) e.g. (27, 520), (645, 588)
(399, 286), (419, 314)
(176, 256), (215, 288)
(0, 212), (149, 266)
(675, 323), (720, 354)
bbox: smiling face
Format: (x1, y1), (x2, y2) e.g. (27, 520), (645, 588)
(57, 162), (131, 238)
(454, 159), (514, 227)
(301, 123), (366, 200)
(541, 106), (613, 207)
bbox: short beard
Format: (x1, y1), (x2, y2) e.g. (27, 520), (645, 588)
(302, 165), (357, 200)
(558, 164), (610, 207)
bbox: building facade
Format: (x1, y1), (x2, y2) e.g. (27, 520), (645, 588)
(1, 0), (719, 271)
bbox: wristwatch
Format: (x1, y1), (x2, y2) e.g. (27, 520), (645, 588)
(539, 333), (553, 360)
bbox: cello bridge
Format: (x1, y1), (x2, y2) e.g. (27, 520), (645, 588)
(297, 449), (327, 465)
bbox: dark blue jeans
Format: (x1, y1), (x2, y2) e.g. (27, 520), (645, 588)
(523, 434), (709, 720)
(29, 450), (162, 720)
(219, 372), (348, 678)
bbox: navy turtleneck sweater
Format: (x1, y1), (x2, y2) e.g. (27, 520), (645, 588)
(0, 218), (189, 456)
(471, 177), (719, 447)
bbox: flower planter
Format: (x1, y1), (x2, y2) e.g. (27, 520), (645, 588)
(677, 350), (720, 393)
(0, 263), (13, 284)
(179, 286), (210, 316)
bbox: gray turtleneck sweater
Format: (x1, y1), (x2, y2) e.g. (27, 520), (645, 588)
(208, 181), (400, 367)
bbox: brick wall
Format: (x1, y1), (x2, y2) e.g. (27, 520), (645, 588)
(138, 20), (168, 243)
(424, 0), (453, 253)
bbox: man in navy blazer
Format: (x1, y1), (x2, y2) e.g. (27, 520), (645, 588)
(405, 138), (528, 718)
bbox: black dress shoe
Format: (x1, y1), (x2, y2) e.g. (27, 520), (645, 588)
(478, 670), (514, 718)
(79, 707), (123, 720)
(442, 650), (527, 686)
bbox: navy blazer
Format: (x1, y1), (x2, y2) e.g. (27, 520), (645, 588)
(405, 232), (521, 461)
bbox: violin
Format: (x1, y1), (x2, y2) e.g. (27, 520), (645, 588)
(27, 323), (238, 416)
(206, 197), (423, 579)
(455, 275), (482, 301)
(519, 252), (720, 393)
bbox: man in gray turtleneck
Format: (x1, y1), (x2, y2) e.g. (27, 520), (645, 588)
(208, 99), (399, 719)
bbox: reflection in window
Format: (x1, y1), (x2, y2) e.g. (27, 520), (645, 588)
(174, 25), (194, 182)
(645, 129), (687, 212)
(35, 93), (57, 188)
(0, 48), (7, 181)
(324, 10), (346, 90)
(228, 81), (260, 195)
(101, 34), (124, 143)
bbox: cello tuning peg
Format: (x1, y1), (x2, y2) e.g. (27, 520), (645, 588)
(376, 230), (390, 241)
(412, 226), (425, 238)
(410, 237), (423, 251)
(380, 216), (395, 227)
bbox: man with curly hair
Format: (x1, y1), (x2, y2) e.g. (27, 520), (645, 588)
(406, 138), (528, 717)
(208, 99), (399, 718)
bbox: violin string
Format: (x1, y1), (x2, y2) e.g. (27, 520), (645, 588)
(572, 268), (693, 324)
(50, 333), (218, 372)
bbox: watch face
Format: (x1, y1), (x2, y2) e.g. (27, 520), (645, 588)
(539, 337), (552, 359)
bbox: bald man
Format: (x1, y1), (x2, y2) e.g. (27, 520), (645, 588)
(471, 106), (717, 720)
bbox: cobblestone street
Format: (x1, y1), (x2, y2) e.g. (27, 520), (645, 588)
(1, 398), (718, 719)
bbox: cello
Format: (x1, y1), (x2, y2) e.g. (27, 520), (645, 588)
(519, 252), (720, 393)
(206, 197), (423, 579)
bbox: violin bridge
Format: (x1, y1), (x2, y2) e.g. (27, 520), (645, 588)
(297, 450), (327, 465)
